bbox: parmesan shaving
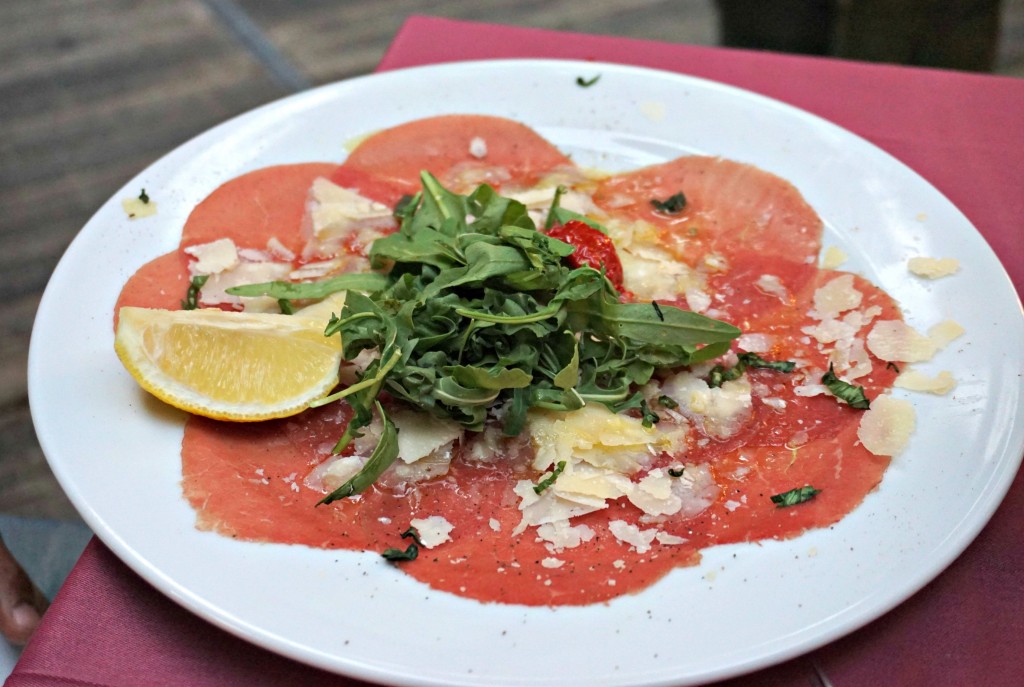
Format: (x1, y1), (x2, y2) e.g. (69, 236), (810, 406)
(185, 238), (240, 275)
(928, 320), (965, 349)
(908, 256), (960, 279)
(866, 320), (938, 362)
(894, 369), (957, 395)
(409, 516), (454, 549)
(857, 396), (916, 456)
(122, 195), (157, 219)
(812, 274), (863, 320)
(608, 520), (657, 554)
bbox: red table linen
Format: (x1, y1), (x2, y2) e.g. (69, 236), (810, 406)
(8, 15), (1024, 687)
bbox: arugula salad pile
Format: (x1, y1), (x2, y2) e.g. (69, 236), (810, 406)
(231, 172), (741, 503)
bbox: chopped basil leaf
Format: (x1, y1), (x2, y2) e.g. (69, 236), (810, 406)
(640, 398), (660, 428)
(181, 275), (209, 310)
(138, 188), (150, 204)
(738, 352), (796, 373)
(278, 298), (294, 315)
(668, 467), (685, 477)
(770, 485), (821, 508)
(401, 526), (422, 546)
(381, 544), (418, 561)
(708, 351), (795, 388)
(658, 394), (678, 409)
(821, 364), (870, 409)
(650, 192), (687, 214)
(576, 74), (600, 87)
(534, 460), (567, 494)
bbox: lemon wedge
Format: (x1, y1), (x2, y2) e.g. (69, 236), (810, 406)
(115, 306), (343, 421)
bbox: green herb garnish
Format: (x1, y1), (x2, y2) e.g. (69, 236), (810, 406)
(668, 467), (685, 477)
(639, 399), (660, 428)
(576, 75), (600, 87)
(770, 485), (821, 508)
(821, 363), (870, 409)
(249, 172), (740, 499)
(658, 395), (679, 409)
(181, 275), (209, 310)
(138, 188), (150, 204)
(278, 298), (294, 315)
(381, 544), (418, 561)
(534, 460), (567, 494)
(707, 351), (796, 388)
(886, 362), (900, 373)
(650, 192), (687, 214)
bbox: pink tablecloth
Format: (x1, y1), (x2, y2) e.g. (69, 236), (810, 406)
(8, 16), (1024, 687)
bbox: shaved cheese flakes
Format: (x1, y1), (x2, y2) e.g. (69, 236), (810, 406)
(929, 320), (965, 349)
(410, 516), (454, 549)
(857, 396), (916, 456)
(812, 274), (863, 320)
(866, 320), (938, 362)
(908, 256), (960, 279)
(894, 369), (957, 395)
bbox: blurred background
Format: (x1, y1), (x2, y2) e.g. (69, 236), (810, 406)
(2, 0), (1023, 525)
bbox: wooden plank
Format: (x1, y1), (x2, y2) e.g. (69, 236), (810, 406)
(235, 0), (717, 83)
(0, 0), (290, 520)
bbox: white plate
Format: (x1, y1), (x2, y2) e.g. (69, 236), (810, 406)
(29, 60), (1024, 686)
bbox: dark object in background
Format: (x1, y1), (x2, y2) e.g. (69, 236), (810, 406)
(715, 0), (1002, 72)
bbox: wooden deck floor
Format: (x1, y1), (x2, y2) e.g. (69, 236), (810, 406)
(2, 0), (1022, 521)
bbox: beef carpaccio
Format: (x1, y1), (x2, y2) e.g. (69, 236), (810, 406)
(115, 114), (934, 606)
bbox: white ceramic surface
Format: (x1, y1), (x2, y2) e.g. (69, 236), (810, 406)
(29, 60), (1024, 687)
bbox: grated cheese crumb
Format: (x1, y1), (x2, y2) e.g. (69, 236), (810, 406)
(541, 557), (564, 569)
(469, 136), (488, 159)
(821, 246), (848, 269)
(755, 274), (789, 302)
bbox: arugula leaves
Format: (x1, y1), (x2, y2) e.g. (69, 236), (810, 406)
(259, 172), (741, 499)
(534, 460), (567, 494)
